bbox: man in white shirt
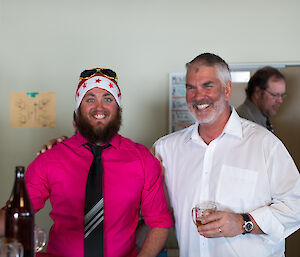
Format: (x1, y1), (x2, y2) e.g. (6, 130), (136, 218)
(153, 53), (300, 257)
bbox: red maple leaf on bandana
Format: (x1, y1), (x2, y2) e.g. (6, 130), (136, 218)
(95, 79), (101, 83)
(109, 83), (114, 88)
(83, 83), (86, 88)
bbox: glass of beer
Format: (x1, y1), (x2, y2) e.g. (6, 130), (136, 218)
(34, 225), (47, 252)
(191, 201), (216, 227)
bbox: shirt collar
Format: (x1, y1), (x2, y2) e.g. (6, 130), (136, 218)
(222, 107), (243, 139)
(108, 134), (121, 149)
(186, 106), (243, 144)
(189, 122), (202, 143)
(75, 132), (121, 150)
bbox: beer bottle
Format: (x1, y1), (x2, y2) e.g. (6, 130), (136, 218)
(5, 166), (35, 257)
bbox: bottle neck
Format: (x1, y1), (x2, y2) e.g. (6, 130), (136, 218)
(15, 166), (25, 180)
(16, 171), (25, 179)
(6, 166), (34, 213)
(8, 167), (26, 204)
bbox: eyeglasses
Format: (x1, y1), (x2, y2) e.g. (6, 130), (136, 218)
(265, 90), (287, 99)
(79, 68), (118, 82)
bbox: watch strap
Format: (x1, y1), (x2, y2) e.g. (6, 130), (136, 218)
(242, 213), (251, 222)
(242, 214), (253, 235)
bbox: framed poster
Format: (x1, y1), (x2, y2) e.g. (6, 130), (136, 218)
(169, 73), (195, 133)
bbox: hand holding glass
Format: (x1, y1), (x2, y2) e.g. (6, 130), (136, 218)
(191, 202), (216, 227)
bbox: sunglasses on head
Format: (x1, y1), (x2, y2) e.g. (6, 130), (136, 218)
(79, 68), (118, 82)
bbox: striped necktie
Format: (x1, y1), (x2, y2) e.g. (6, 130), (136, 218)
(84, 143), (110, 257)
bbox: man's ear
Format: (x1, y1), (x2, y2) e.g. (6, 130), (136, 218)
(224, 81), (232, 101)
(252, 86), (263, 101)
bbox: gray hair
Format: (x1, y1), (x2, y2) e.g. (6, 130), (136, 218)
(186, 53), (231, 87)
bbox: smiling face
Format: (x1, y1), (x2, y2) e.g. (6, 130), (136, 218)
(76, 87), (121, 144)
(186, 65), (232, 127)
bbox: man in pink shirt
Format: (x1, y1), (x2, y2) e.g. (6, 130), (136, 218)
(1, 68), (172, 257)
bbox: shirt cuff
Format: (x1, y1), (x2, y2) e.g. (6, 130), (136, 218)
(250, 206), (284, 243)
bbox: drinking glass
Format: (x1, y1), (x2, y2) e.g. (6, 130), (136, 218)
(35, 226), (47, 252)
(191, 201), (216, 227)
(0, 237), (23, 257)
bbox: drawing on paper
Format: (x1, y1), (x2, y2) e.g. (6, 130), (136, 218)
(10, 92), (56, 128)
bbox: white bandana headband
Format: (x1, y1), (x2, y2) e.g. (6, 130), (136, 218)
(75, 75), (121, 112)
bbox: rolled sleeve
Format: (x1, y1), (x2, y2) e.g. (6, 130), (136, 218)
(140, 150), (173, 230)
(250, 140), (300, 243)
(26, 155), (50, 213)
(250, 206), (284, 243)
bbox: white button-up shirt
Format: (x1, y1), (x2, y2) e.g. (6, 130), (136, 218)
(153, 108), (300, 257)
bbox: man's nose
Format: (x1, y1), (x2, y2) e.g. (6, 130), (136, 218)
(194, 88), (206, 99)
(276, 96), (284, 104)
(94, 99), (105, 109)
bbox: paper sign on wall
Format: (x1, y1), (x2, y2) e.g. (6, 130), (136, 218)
(10, 92), (56, 128)
(169, 73), (195, 133)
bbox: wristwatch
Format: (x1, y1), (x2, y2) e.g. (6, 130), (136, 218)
(241, 214), (253, 234)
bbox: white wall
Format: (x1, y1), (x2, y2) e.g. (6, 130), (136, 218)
(1, 0), (300, 243)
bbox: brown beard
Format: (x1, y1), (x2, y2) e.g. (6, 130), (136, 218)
(75, 107), (122, 144)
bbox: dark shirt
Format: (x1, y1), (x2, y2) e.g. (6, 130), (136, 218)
(236, 98), (268, 129)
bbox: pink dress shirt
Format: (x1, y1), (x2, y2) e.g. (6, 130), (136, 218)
(26, 133), (172, 257)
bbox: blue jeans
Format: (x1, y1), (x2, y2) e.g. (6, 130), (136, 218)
(157, 249), (167, 257)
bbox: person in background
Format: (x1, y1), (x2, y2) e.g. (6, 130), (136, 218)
(153, 53), (300, 256)
(236, 66), (286, 132)
(1, 68), (172, 257)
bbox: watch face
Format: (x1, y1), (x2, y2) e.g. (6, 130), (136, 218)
(245, 221), (253, 232)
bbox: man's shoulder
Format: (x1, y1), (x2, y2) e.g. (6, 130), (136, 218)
(35, 134), (82, 159)
(240, 117), (278, 143)
(154, 125), (194, 148)
(236, 99), (266, 127)
(240, 117), (265, 132)
(237, 102), (252, 118)
(236, 101), (246, 110)
(117, 134), (150, 154)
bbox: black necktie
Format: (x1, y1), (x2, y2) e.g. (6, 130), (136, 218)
(266, 118), (274, 133)
(84, 143), (110, 257)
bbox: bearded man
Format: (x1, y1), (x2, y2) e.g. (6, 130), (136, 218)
(153, 53), (300, 257)
(237, 66), (286, 133)
(4, 68), (172, 257)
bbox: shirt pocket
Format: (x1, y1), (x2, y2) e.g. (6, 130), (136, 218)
(215, 165), (258, 213)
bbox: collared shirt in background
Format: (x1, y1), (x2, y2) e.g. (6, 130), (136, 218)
(237, 98), (269, 129)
